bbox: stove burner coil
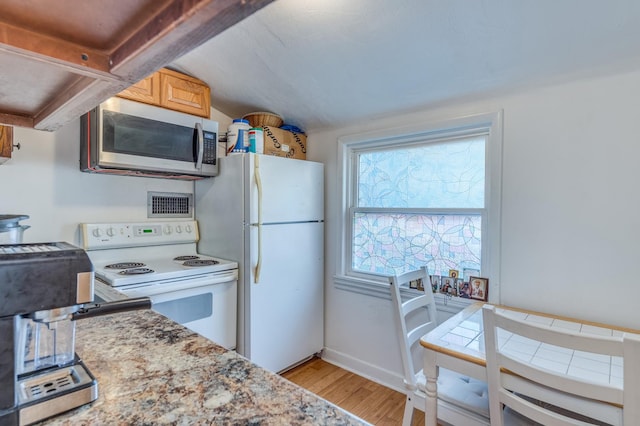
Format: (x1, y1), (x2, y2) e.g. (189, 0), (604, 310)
(105, 262), (146, 270)
(182, 259), (219, 267)
(118, 267), (154, 275)
(173, 255), (200, 261)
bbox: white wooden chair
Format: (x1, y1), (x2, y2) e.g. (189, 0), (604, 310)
(389, 267), (491, 426)
(482, 304), (640, 426)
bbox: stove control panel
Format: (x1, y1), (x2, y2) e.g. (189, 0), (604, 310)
(80, 221), (200, 250)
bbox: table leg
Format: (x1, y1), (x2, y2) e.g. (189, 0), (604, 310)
(424, 349), (438, 426)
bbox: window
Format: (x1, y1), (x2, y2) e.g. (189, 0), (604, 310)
(336, 112), (502, 297)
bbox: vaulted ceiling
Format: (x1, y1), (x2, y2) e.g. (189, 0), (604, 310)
(171, 0), (640, 133)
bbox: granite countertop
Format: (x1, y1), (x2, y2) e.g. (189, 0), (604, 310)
(40, 309), (368, 425)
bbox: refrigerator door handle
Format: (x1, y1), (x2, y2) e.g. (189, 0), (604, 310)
(254, 155), (263, 283)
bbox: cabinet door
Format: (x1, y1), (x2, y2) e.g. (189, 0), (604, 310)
(160, 69), (211, 118)
(117, 73), (161, 105)
(0, 125), (12, 165)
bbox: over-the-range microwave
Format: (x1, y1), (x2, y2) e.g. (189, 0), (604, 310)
(80, 97), (218, 179)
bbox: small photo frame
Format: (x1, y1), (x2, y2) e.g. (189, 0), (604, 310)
(441, 276), (455, 294)
(449, 269), (459, 279)
(458, 281), (471, 298)
(409, 277), (424, 291)
(455, 278), (465, 297)
(429, 275), (441, 293)
(469, 277), (489, 301)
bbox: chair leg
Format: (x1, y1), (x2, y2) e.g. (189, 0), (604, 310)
(402, 395), (414, 426)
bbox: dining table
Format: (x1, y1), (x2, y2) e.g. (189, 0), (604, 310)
(419, 302), (640, 426)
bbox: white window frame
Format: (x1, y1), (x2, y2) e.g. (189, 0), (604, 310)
(334, 111), (503, 302)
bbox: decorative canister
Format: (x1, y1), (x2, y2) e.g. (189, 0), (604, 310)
(248, 128), (264, 154)
(226, 119), (251, 155)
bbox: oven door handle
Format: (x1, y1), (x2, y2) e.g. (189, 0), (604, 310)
(195, 122), (204, 171)
(118, 271), (238, 297)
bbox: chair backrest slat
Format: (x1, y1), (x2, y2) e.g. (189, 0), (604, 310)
(483, 304), (636, 426)
(389, 266), (438, 387)
(493, 312), (623, 356)
(499, 353), (623, 404)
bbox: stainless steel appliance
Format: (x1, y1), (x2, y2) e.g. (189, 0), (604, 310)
(80, 97), (219, 179)
(80, 220), (238, 349)
(0, 242), (150, 426)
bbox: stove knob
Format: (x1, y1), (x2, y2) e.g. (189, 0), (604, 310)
(185, 224), (192, 234)
(176, 225), (183, 234)
(106, 227), (116, 237)
(163, 225), (172, 235)
(92, 228), (103, 238)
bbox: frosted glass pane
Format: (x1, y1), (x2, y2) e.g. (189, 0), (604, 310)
(357, 138), (485, 208)
(352, 213), (481, 276)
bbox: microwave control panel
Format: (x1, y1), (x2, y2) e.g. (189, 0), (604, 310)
(203, 131), (217, 165)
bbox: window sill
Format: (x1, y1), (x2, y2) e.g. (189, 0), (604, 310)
(333, 275), (476, 312)
(334, 275), (390, 299)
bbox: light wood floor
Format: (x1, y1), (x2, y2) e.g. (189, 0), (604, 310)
(282, 357), (424, 425)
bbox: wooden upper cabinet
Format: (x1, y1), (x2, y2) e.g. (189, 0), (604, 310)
(118, 68), (211, 118)
(160, 69), (211, 118)
(117, 73), (161, 105)
(0, 126), (13, 165)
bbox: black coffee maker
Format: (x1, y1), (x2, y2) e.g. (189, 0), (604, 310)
(0, 242), (98, 426)
(0, 242), (150, 426)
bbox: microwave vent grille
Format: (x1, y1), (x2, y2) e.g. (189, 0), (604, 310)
(147, 192), (193, 218)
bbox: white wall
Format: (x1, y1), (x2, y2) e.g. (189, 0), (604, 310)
(308, 68), (640, 390)
(1, 106), (232, 246)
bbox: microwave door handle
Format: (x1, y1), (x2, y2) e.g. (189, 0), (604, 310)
(195, 122), (204, 170)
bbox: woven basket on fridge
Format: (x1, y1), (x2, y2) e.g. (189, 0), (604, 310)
(242, 112), (284, 128)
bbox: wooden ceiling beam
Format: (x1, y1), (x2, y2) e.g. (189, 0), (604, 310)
(33, 76), (130, 131)
(0, 21), (113, 78)
(110, 0), (275, 81)
(0, 112), (34, 129)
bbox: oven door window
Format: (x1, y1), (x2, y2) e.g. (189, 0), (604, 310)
(102, 110), (197, 162)
(153, 293), (212, 324)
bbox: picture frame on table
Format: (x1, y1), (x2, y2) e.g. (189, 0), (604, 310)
(469, 277), (489, 301)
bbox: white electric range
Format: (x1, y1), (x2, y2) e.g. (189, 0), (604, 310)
(80, 220), (238, 349)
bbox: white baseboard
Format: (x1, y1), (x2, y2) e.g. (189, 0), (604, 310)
(321, 347), (406, 394)
(320, 299), (469, 395)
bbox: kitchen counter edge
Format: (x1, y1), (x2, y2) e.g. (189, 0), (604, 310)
(38, 309), (368, 425)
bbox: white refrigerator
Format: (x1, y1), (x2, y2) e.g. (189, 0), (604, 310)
(195, 153), (324, 372)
